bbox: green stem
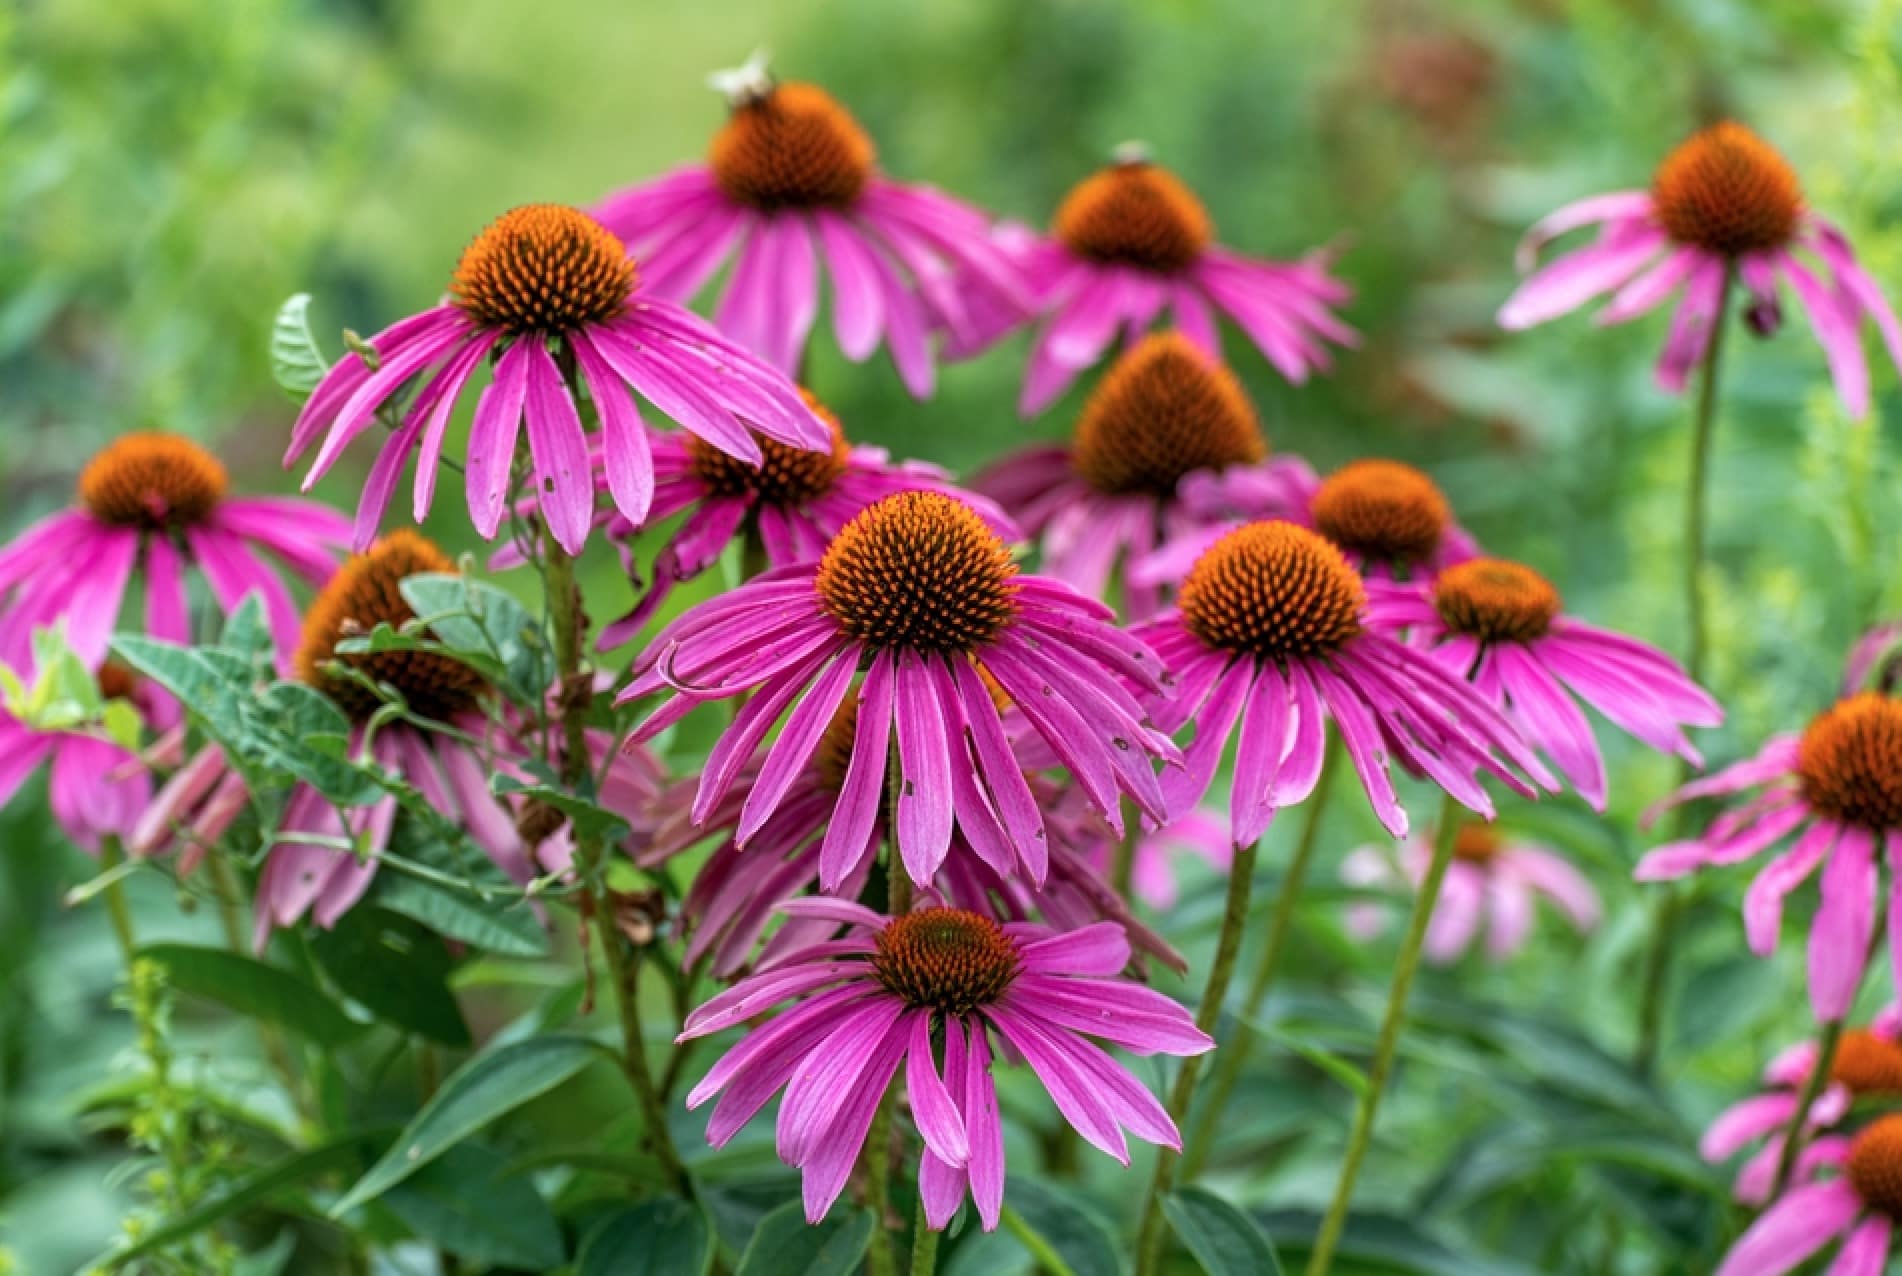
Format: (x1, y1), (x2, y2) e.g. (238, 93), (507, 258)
(204, 841), (306, 1121)
(1132, 838), (1261, 1276)
(1770, 1017), (1843, 1198)
(98, 836), (138, 963)
(909, 1198), (940, 1276)
(544, 533), (691, 1198)
(1634, 265), (1734, 1076)
(861, 771), (908, 1276)
(1306, 796), (1465, 1276)
(1110, 801), (1139, 899)
(1180, 744), (1340, 1180)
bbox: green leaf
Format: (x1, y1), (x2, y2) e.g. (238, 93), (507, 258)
(1257, 1210), (1543, 1276)
(333, 623), (514, 695)
(219, 593), (278, 666)
(139, 943), (364, 1047)
(578, 1197), (713, 1276)
(88, 1129), (383, 1269)
(309, 908), (471, 1046)
(1163, 1188), (1284, 1275)
(492, 774), (630, 840)
(270, 293), (330, 402)
(1002, 1180), (1121, 1276)
(734, 1201), (874, 1276)
(330, 1034), (608, 1216)
(381, 1144), (564, 1270)
(400, 573), (553, 706)
(372, 868), (548, 958)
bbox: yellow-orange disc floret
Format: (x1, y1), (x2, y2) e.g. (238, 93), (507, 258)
(79, 434), (228, 530)
(1796, 694), (1902, 831)
(1831, 1030), (1902, 1096)
(688, 389), (850, 505)
(1848, 1114), (1902, 1219)
(1055, 160), (1212, 272)
(709, 82), (876, 210)
(1651, 122), (1803, 258)
(815, 492), (1019, 655)
(449, 205), (635, 334)
(1310, 459), (1451, 567)
(295, 531), (486, 722)
(1179, 522), (1365, 659)
(873, 907), (1022, 1016)
(1071, 334), (1265, 497)
(1433, 559), (1562, 645)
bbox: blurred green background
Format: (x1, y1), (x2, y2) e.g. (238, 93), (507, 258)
(7, 0), (1902, 1271)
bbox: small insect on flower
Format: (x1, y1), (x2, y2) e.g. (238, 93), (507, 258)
(592, 55), (1029, 398)
(1638, 692), (1902, 1021)
(677, 900), (1212, 1228)
(1133, 520), (1553, 846)
(286, 203), (827, 557)
(618, 490), (1176, 888)
(1366, 557), (1721, 810)
(0, 432), (350, 674)
(1702, 1006), (1902, 1205)
(1500, 121), (1902, 418)
(975, 334), (1310, 619)
(1341, 823), (1600, 963)
(958, 144), (1355, 415)
(1713, 1110), (1902, 1276)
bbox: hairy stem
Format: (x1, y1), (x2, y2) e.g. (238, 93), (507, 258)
(1306, 796), (1464, 1276)
(1132, 837), (1260, 1276)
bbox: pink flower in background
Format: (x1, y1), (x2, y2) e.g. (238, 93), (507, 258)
(1133, 457), (1480, 597)
(1366, 557), (1720, 810)
(975, 332), (1308, 618)
(0, 433), (348, 671)
(1133, 521), (1553, 846)
(1711, 1113), (1902, 1276)
(958, 146), (1354, 416)
(593, 59), (1027, 398)
(1340, 823), (1600, 963)
(0, 663), (155, 853)
(285, 204), (825, 557)
(1702, 1007), (1902, 1205)
(1499, 121), (1902, 418)
(619, 491), (1175, 888)
(1070, 807), (1232, 913)
(677, 901), (1211, 1226)
(1636, 693), (1902, 1021)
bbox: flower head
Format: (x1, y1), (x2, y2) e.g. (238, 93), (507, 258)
(619, 490), (1175, 888)
(1341, 823), (1600, 963)
(286, 204), (826, 557)
(1636, 692), (1902, 1020)
(959, 149), (1354, 415)
(0, 661), (155, 853)
(1367, 556), (1721, 809)
(592, 66), (1028, 397)
(975, 334), (1307, 618)
(678, 901), (1211, 1227)
(1702, 1006), (1902, 1205)
(1712, 1111), (1902, 1276)
(1499, 121), (1902, 418)
(1134, 521), (1553, 845)
(0, 432), (349, 673)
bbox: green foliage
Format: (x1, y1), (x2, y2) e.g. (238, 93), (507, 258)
(578, 1198), (714, 1276)
(1163, 1188), (1286, 1275)
(735, 1202), (875, 1276)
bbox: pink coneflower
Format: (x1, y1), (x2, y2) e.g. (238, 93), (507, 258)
(0, 663), (153, 852)
(1133, 457), (1481, 596)
(974, 333), (1310, 619)
(1702, 1008), (1902, 1205)
(678, 901), (1212, 1226)
(1635, 692), (1902, 1020)
(1341, 823), (1600, 963)
(592, 59), (1026, 398)
(0, 433), (348, 671)
(964, 146), (1354, 416)
(592, 389), (1011, 646)
(619, 490), (1174, 887)
(1131, 521), (1552, 845)
(285, 204), (825, 557)
(130, 533), (617, 944)
(1499, 121), (1902, 418)
(1711, 1113), (1902, 1276)
(1366, 557), (1721, 811)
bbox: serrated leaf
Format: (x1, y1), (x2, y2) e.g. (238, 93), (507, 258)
(735, 1201), (874, 1276)
(578, 1197), (712, 1276)
(270, 293), (330, 402)
(330, 1034), (608, 1216)
(139, 943), (364, 1047)
(1163, 1188), (1284, 1275)
(381, 1144), (564, 1270)
(309, 908), (470, 1046)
